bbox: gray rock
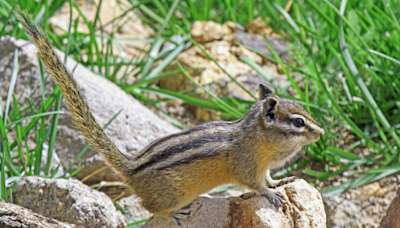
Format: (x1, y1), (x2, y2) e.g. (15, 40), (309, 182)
(117, 194), (152, 222)
(0, 201), (82, 228)
(235, 31), (289, 61)
(11, 176), (127, 228)
(0, 36), (180, 184)
(323, 195), (363, 228)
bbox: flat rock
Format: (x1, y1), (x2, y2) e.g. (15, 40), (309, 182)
(10, 176), (127, 228)
(144, 179), (326, 228)
(0, 201), (81, 228)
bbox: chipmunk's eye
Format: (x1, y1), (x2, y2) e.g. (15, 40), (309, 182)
(293, 118), (305, 127)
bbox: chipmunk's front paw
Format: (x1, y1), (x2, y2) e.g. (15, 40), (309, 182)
(261, 191), (286, 207)
(241, 190), (286, 207)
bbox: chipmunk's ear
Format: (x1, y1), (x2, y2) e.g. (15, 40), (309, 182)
(258, 83), (275, 99)
(263, 97), (279, 122)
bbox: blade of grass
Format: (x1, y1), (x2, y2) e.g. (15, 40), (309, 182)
(12, 96), (24, 166)
(45, 92), (63, 176)
(0, 116), (19, 176)
(1, 146), (7, 200)
(130, 0), (165, 25)
(34, 116), (46, 175)
(273, 2), (300, 33)
(64, 0), (73, 63)
(225, 0), (237, 22)
(127, 218), (150, 226)
(139, 38), (164, 79)
(325, 147), (361, 161)
(5, 111), (64, 128)
(368, 49), (400, 66)
(4, 49), (19, 125)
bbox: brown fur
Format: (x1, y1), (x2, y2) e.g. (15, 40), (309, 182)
(16, 10), (324, 221)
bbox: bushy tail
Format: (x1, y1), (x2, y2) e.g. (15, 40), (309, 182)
(15, 9), (131, 173)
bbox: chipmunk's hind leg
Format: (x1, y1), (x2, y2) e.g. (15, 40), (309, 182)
(170, 209), (191, 225)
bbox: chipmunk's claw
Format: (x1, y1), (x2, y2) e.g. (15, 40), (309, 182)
(261, 192), (286, 206)
(241, 191), (286, 207)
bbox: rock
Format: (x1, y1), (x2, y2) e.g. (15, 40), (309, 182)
(117, 194), (152, 222)
(143, 197), (231, 228)
(0, 36), (180, 185)
(323, 195), (363, 228)
(48, 0), (155, 60)
(144, 179), (326, 228)
(380, 186), (400, 228)
(224, 21), (245, 33)
(235, 31), (289, 61)
(0, 201), (81, 228)
(40, 143), (64, 176)
(246, 16), (274, 36)
(10, 176), (127, 228)
(362, 182), (385, 197)
(191, 21), (233, 43)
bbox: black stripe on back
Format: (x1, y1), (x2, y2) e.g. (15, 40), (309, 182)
(157, 149), (220, 170)
(135, 121), (233, 159)
(132, 133), (235, 173)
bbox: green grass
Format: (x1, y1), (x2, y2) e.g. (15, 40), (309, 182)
(1, 0), (400, 225)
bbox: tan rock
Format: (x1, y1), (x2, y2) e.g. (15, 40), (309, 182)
(224, 21), (245, 33)
(246, 16), (274, 36)
(191, 21), (233, 43)
(362, 182), (385, 196)
(144, 179), (326, 228)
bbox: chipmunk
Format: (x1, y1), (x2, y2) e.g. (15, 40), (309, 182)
(16, 10), (325, 224)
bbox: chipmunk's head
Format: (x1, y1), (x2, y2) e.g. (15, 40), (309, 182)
(257, 83), (324, 149)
